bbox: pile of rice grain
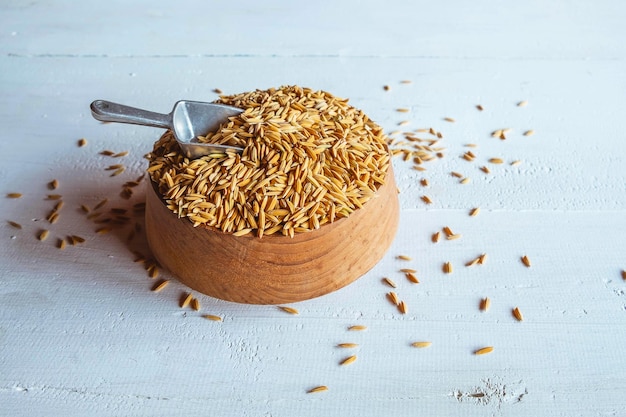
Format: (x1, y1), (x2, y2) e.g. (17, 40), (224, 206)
(147, 86), (390, 238)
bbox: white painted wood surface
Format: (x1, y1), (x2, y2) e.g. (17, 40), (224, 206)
(1, 1), (625, 416)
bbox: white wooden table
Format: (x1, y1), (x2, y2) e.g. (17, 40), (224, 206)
(1, 1), (625, 416)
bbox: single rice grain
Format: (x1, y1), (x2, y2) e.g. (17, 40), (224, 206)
(474, 346), (494, 355)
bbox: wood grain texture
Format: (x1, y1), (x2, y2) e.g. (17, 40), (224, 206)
(146, 166), (399, 304)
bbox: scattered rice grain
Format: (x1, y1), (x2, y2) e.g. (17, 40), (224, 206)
(78, 138), (87, 147)
(517, 100), (528, 107)
(521, 255), (531, 267)
(180, 292), (194, 308)
(476, 104), (484, 111)
(340, 355), (357, 366)
(348, 325), (367, 331)
(38, 229), (49, 241)
(443, 262), (452, 274)
(469, 207), (480, 217)
(279, 306), (299, 315)
(397, 255), (412, 261)
(387, 291), (400, 306)
(488, 158), (504, 164)
(308, 386), (328, 394)
(421, 195), (433, 204)
(382, 277), (397, 288)
(48, 179), (59, 190)
(7, 220), (22, 229)
(405, 272), (419, 284)
(411, 341), (432, 348)
(191, 298), (201, 311)
(512, 307), (524, 321)
(398, 300), (408, 314)
(479, 297), (491, 311)
(7, 193), (22, 199)
(151, 279), (169, 292)
(474, 346), (494, 355)
(431, 231), (440, 243)
(337, 343), (359, 348)
(202, 314), (223, 322)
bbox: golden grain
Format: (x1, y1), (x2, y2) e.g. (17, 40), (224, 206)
(57, 238), (66, 250)
(202, 314), (223, 321)
(512, 307), (524, 321)
(479, 297), (491, 311)
(480, 166), (491, 174)
(387, 291), (400, 306)
(7, 220), (22, 229)
(7, 193), (22, 198)
(213, 88), (223, 94)
(396, 108), (410, 113)
(474, 346), (494, 355)
(469, 207), (480, 217)
(94, 199), (108, 210)
(191, 298), (201, 311)
(47, 211), (60, 224)
(113, 151), (129, 158)
(446, 233), (462, 240)
(478, 253), (487, 264)
(488, 158), (504, 164)
(491, 129), (503, 138)
(451, 171), (463, 178)
(510, 160), (522, 166)
(340, 355), (357, 366)
(443, 262), (452, 274)
(397, 255), (412, 261)
(348, 325), (367, 331)
(411, 341), (432, 348)
(621, 270), (626, 281)
(421, 195), (433, 204)
(460, 177), (471, 185)
(308, 385), (328, 393)
(383, 85), (391, 91)
(148, 86), (390, 237)
(444, 117), (455, 123)
(523, 129), (535, 136)
(279, 306), (299, 315)
(78, 138), (87, 147)
(405, 272), (419, 284)
(48, 179), (59, 190)
(442, 226), (453, 237)
(100, 150), (115, 156)
(465, 258), (480, 267)
(420, 178), (429, 187)
(517, 100), (528, 107)
(337, 343), (359, 348)
(38, 229), (49, 241)
(151, 279), (169, 292)
(180, 292), (194, 309)
(431, 231), (440, 243)
(521, 255), (531, 267)
(382, 277), (397, 288)
(398, 120), (410, 126)
(398, 300), (408, 314)
(400, 268), (417, 273)
(400, 80), (412, 84)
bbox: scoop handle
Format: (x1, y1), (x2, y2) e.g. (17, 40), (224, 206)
(90, 100), (172, 129)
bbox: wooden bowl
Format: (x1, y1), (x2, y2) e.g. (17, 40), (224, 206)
(145, 166), (399, 304)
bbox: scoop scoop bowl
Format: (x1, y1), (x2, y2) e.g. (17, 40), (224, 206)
(90, 99), (244, 158)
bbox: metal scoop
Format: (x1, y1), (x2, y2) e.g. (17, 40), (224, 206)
(90, 99), (244, 158)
